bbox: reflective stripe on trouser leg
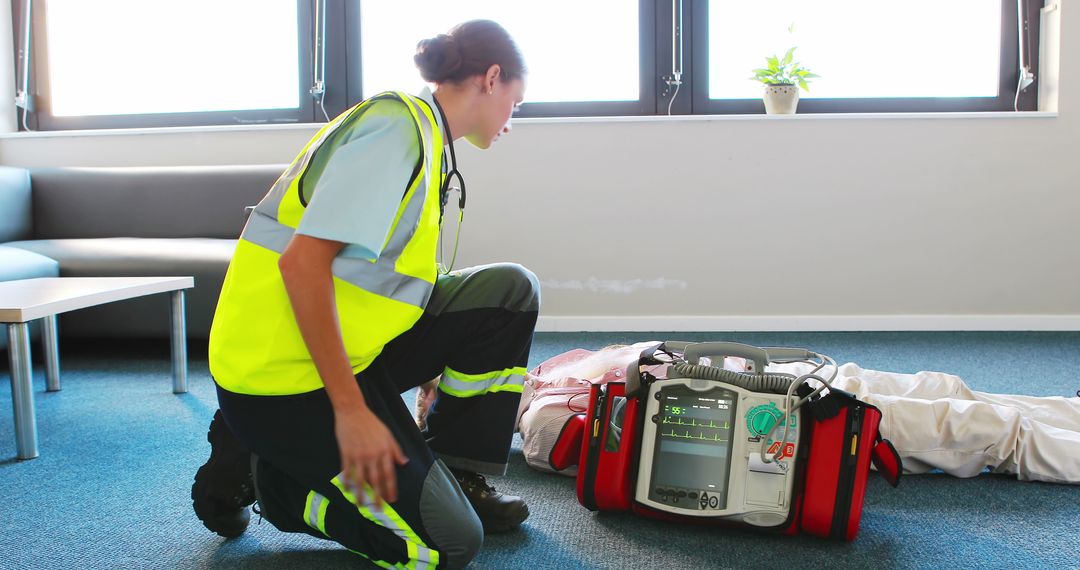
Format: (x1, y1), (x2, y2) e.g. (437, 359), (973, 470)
(384, 263), (539, 476)
(330, 476), (439, 569)
(217, 379), (480, 568)
(304, 491), (331, 537)
(438, 367), (526, 398)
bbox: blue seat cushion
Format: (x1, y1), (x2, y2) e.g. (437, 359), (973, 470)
(0, 245), (60, 281)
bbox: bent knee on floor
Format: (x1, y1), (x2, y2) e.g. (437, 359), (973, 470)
(437, 518), (483, 569)
(420, 460), (484, 569)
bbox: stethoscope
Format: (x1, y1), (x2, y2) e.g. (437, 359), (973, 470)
(430, 95), (466, 275)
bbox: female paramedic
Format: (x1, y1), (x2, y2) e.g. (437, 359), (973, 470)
(191, 20), (536, 569)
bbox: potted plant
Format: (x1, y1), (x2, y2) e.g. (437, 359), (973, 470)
(751, 47), (819, 114)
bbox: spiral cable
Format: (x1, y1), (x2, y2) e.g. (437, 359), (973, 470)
(668, 363), (796, 394)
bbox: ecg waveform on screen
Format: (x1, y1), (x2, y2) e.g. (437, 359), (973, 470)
(660, 416), (731, 442)
(662, 416), (730, 429)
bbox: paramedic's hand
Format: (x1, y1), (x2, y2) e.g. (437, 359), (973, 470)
(335, 408), (408, 507)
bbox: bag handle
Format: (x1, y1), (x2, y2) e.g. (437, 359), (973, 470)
(624, 341), (665, 397)
(870, 434), (903, 487)
(683, 342), (770, 372)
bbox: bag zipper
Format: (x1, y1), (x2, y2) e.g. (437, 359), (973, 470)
(830, 405), (863, 539)
(582, 385), (608, 511)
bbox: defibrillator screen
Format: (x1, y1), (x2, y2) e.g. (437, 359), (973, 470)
(648, 385), (737, 508)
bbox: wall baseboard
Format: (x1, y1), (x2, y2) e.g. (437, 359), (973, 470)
(536, 315), (1080, 332)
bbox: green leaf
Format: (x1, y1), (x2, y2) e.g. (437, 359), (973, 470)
(799, 79), (809, 92)
(782, 48), (795, 67)
(767, 56), (779, 71)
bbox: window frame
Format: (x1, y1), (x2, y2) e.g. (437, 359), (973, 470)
(687, 0), (1040, 115)
(10, 0), (1043, 132)
(17, 0), (319, 131)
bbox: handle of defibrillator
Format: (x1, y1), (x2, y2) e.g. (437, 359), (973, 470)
(683, 342), (770, 372)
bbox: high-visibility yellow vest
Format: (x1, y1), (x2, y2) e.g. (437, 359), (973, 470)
(209, 92), (445, 396)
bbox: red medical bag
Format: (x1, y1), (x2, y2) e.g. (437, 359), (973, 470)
(551, 344), (902, 541)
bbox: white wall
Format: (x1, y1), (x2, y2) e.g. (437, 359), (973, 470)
(1, 4), (1076, 331)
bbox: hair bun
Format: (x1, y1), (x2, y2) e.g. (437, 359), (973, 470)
(414, 34), (464, 83)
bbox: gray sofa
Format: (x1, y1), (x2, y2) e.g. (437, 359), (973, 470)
(0, 164), (285, 348)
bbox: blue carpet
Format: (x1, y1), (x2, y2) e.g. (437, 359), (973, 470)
(1, 332), (1078, 569)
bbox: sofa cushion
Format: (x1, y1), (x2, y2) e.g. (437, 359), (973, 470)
(28, 165), (284, 240)
(0, 244), (60, 281)
(5, 238), (237, 339)
(0, 166), (32, 242)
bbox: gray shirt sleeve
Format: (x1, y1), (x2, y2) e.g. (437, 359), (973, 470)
(295, 101), (422, 261)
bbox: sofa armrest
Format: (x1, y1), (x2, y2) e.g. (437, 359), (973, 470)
(0, 166), (32, 242)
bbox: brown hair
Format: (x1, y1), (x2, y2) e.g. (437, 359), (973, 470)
(414, 20), (526, 84)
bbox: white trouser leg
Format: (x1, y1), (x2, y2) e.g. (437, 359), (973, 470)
(862, 394), (1080, 483)
(768, 362), (1080, 484)
(832, 364), (1080, 431)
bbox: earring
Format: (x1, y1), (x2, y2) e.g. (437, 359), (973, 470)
(488, 90), (493, 95)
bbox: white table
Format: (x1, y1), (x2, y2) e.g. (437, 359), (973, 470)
(1, 276), (194, 459)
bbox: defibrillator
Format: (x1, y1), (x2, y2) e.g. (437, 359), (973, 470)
(549, 341), (903, 540)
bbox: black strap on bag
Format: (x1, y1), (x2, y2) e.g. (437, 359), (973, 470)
(624, 341), (666, 397)
(796, 384), (902, 488)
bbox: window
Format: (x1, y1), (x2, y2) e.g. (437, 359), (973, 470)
(356, 0), (654, 117)
(691, 0), (1034, 114)
(12, 0), (1040, 131)
(17, 0), (315, 130)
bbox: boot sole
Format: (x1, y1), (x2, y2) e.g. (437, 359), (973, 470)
(192, 464), (252, 538)
(191, 412), (255, 538)
(481, 503), (530, 534)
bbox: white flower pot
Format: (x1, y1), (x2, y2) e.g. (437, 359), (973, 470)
(763, 84), (800, 114)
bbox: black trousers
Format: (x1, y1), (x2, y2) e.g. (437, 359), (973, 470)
(216, 263), (540, 569)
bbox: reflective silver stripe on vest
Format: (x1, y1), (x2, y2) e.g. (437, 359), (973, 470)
(238, 92), (438, 309)
(380, 95), (435, 261)
(256, 113), (352, 217)
(243, 211), (294, 253)
(241, 213), (434, 309)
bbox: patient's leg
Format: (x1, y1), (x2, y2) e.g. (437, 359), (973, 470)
(864, 393), (1080, 484)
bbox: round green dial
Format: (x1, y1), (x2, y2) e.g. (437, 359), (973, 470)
(746, 402), (783, 437)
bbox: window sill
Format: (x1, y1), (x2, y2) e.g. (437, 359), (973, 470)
(0, 110), (1058, 138)
(512, 111), (1059, 124)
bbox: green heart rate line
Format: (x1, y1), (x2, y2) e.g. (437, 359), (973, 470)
(661, 429), (730, 443)
(662, 416), (730, 430)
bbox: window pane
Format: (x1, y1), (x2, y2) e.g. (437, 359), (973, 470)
(361, 1), (638, 103)
(45, 0), (300, 117)
(708, 0), (1002, 100)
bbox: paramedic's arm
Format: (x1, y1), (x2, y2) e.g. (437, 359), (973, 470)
(278, 234), (407, 505)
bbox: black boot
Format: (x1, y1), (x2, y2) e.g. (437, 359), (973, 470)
(451, 469), (529, 533)
(191, 410), (256, 538)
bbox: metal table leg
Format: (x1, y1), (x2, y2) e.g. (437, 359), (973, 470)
(7, 322), (38, 460)
(42, 315), (61, 392)
(170, 290), (188, 394)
